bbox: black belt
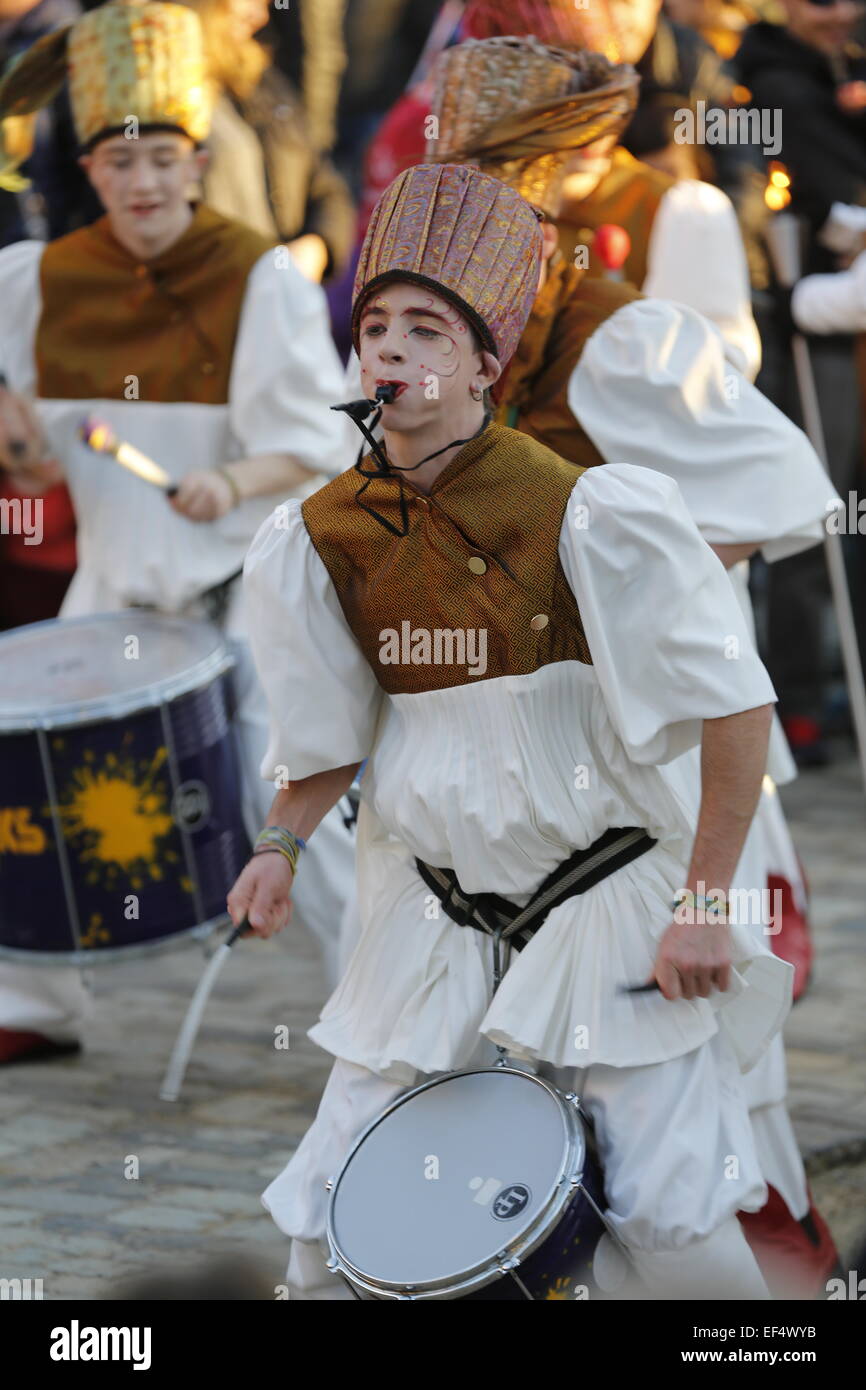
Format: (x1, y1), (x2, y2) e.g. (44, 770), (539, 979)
(416, 826), (656, 953)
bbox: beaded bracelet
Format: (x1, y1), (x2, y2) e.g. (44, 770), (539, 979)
(253, 826), (306, 876)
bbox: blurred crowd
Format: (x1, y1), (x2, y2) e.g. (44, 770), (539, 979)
(2, 0), (866, 767)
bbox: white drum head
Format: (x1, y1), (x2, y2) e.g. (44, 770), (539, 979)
(0, 613), (231, 730)
(330, 1069), (578, 1290)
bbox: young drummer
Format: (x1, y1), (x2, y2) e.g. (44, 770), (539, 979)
(0, 0), (353, 1062)
(231, 161), (793, 1300)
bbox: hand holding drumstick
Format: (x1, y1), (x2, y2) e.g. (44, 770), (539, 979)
(0, 373), (63, 490)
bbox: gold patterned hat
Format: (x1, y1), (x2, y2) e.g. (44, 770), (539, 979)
(462, 0), (625, 64)
(428, 37), (638, 217)
(0, 0), (210, 174)
(353, 163), (543, 368)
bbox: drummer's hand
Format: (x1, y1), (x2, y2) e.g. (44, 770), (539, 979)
(0, 383), (57, 483)
(227, 853), (294, 939)
(652, 919), (732, 1002)
(169, 469), (235, 522)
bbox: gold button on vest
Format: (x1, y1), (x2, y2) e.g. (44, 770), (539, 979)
(468, 556), (487, 575)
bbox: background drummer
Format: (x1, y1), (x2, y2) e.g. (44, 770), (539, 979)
(0, 0), (353, 1065)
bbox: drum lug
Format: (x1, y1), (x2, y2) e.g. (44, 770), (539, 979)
(564, 1091), (581, 1107)
(498, 1256), (520, 1274)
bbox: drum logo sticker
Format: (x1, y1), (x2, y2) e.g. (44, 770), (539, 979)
(171, 780), (211, 831)
(491, 1184), (532, 1220)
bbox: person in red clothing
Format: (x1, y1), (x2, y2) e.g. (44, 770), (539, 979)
(0, 439), (75, 628)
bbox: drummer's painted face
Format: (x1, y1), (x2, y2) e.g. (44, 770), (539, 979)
(358, 282), (500, 429)
(560, 136), (619, 204)
(80, 132), (208, 256)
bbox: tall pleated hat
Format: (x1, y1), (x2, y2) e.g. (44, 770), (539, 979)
(0, 0), (210, 179)
(352, 163), (544, 368)
(461, 0), (625, 64)
(428, 36), (638, 216)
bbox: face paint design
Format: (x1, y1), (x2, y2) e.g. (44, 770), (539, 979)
(357, 281), (484, 420)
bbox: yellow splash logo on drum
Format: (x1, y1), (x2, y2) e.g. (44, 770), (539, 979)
(57, 745), (181, 889)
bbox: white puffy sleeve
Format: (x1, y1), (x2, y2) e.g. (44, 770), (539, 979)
(244, 500), (384, 780)
(559, 465), (777, 765)
(568, 298), (833, 563)
(0, 240), (43, 394)
(643, 180), (761, 381)
(792, 249), (866, 334)
(229, 251), (354, 479)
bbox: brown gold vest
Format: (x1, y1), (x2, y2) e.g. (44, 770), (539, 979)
(302, 423), (591, 695)
(36, 205), (273, 403)
(555, 146), (673, 290)
(494, 253), (640, 468)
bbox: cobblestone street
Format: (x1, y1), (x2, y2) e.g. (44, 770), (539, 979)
(1, 756), (864, 1301)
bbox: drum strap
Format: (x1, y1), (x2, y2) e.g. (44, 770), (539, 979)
(415, 827), (656, 952)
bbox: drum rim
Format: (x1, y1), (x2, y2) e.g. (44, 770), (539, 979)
(0, 613), (235, 732)
(0, 914), (225, 966)
(326, 1065), (587, 1300)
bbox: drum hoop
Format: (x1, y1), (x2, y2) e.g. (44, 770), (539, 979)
(326, 1065), (587, 1299)
(0, 614), (235, 733)
(0, 914), (225, 967)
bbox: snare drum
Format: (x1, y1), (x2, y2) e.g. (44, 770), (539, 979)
(0, 612), (250, 964)
(326, 1066), (629, 1300)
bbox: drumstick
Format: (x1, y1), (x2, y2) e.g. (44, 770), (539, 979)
(79, 416), (179, 496)
(159, 919), (248, 1102)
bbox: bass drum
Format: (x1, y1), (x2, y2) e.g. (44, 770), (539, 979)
(0, 612), (250, 964)
(326, 1065), (630, 1300)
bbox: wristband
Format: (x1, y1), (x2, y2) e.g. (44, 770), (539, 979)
(253, 845), (298, 874)
(253, 826), (306, 875)
(218, 465), (242, 508)
(672, 890), (727, 918)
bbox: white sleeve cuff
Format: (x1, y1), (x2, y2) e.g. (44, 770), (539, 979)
(791, 250), (866, 334)
(817, 201), (866, 255)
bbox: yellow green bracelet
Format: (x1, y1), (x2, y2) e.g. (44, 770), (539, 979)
(253, 826), (306, 876)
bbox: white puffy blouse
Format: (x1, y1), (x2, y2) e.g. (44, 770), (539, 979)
(0, 239), (350, 616)
(245, 461), (792, 1084)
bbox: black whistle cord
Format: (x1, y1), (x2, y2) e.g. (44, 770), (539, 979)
(330, 393), (492, 539)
